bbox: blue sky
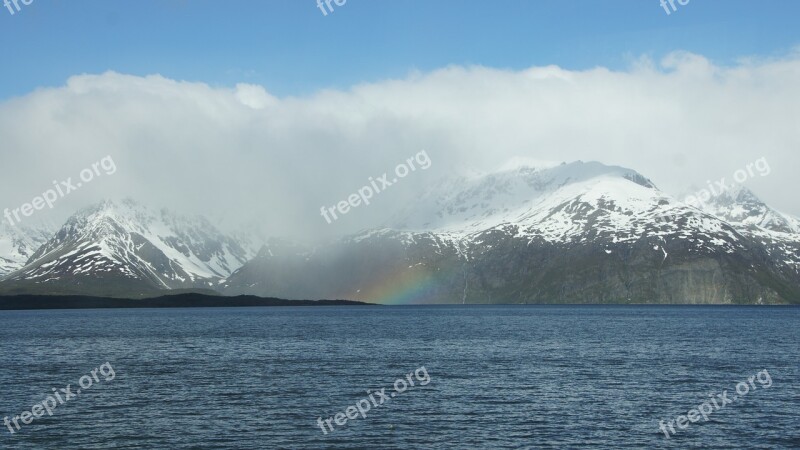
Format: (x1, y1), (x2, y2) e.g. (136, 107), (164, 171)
(0, 0), (798, 100)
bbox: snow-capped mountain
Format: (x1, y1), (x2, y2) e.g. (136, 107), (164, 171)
(1, 162), (797, 303)
(223, 161), (800, 304)
(0, 223), (54, 276)
(702, 186), (800, 234)
(1, 199), (259, 296)
(700, 186), (800, 279)
(388, 162), (770, 257)
(390, 162), (659, 234)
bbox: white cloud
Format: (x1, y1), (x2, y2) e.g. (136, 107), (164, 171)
(1, 50), (799, 239)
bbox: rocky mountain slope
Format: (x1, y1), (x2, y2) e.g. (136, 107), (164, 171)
(0, 199), (258, 296)
(1, 162), (797, 303)
(222, 161), (800, 304)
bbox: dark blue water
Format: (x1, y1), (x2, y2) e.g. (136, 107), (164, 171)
(0, 306), (798, 449)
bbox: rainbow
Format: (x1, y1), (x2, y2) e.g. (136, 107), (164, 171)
(357, 265), (466, 305)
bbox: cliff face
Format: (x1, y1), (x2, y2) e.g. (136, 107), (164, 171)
(223, 231), (797, 304)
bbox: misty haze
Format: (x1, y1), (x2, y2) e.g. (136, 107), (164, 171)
(1, 1), (798, 449)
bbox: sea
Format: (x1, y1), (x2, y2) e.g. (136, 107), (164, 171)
(1, 305), (798, 449)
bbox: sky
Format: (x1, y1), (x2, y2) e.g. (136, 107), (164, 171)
(1, 0), (799, 99)
(0, 0), (799, 238)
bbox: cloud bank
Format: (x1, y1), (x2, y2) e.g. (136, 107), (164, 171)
(1, 50), (799, 239)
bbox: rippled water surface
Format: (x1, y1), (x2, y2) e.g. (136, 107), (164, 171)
(1, 305), (798, 449)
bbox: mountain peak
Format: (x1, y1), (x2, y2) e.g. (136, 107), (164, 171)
(3, 200), (260, 295)
(388, 160), (659, 234)
(702, 186), (799, 234)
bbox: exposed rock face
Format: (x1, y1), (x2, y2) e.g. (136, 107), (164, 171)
(223, 162), (800, 304)
(2, 162), (798, 303)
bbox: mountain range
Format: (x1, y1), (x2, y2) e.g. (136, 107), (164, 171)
(0, 199), (258, 297)
(2, 162), (798, 304)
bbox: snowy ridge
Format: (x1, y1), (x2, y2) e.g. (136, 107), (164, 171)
(374, 160), (799, 272)
(387, 161), (746, 250)
(3, 160), (799, 302)
(703, 186), (800, 236)
(0, 223), (54, 276)
(217, 160), (800, 304)
(701, 186), (800, 272)
(390, 162), (657, 235)
(5, 199), (258, 290)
